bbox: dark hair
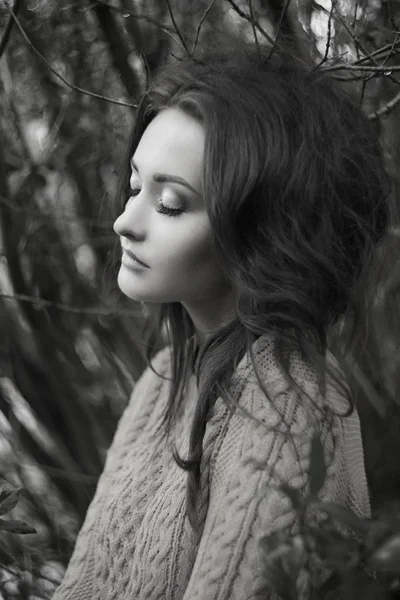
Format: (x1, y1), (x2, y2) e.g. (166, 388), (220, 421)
(111, 42), (391, 531)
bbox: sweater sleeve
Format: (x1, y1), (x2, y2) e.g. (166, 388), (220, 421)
(182, 369), (344, 600)
(52, 347), (171, 600)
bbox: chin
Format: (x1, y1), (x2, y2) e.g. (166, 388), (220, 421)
(117, 272), (146, 302)
(117, 268), (185, 303)
(117, 280), (165, 303)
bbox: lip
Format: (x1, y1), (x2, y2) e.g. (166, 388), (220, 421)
(121, 247), (149, 268)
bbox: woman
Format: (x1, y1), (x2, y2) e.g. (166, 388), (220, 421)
(53, 43), (390, 600)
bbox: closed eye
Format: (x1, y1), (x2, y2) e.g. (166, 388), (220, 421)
(124, 185), (184, 217)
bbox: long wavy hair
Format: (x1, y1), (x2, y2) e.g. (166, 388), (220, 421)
(110, 41), (391, 530)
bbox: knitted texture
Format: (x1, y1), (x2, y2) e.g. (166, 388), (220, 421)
(53, 335), (370, 600)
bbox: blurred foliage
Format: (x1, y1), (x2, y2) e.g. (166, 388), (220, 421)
(261, 430), (400, 599)
(0, 487), (36, 565)
(0, 0), (400, 597)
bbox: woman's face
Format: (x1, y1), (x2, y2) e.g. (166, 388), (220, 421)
(113, 107), (230, 305)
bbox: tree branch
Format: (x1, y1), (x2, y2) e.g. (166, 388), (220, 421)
(90, 0), (180, 44)
(354, 39), (400, 66)
(225, 0), (274, 45)
(192, 0), (217, 55)
(324, 63), (400, 73)
(165, 0), (190, 55)
(4, 3), (137, 108)
(313, 0), (335, 70)
(248, 0), (261, 58)
(368, 86), (400, 121)
(0, 0), (22, 59)
(94, 3), (141, 99)
(268, 0), (293, 59)
(0, 293), (142, 317)
(0, 194), (113, 229)
(331, 0), (400, 87)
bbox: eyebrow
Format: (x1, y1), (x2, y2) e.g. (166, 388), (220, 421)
(130, 159), (201, 197)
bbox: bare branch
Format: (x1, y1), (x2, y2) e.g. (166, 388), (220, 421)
(0, 0), (22, 59)
(0, 194), (113, 229)
(332, 0), (400, 87)
(4, 3), (137, 108)
(165, 0), (190, 55)
(94, 3), (140, 98)
(225, 0), (274, 45)
(0, 293), (142, 317)
(268, 0), (293, 60)
(0, 54), (32, 163)
(316, 2), (400, 68)
(313, 0), (334, 70)
(332, 1), (371, 61)
(331, 73), (380, 82)
(324, 63), (400, 73)
(350, 0), (358, 28)
(192, 0), (217, 56)
(248, 0), (261, 58)
(378, 33), (400, 70)
(90, 0), (181, 46)
(43, 95), (72, 156)
(141, 52), (150, 90)
(355, 39), (400, 66)
(368, 87), (400, 121)
(18, 462), (99, 484)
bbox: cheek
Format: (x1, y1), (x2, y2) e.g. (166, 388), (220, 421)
(154, 219), (226, 292)
(159, 221), (214, 273)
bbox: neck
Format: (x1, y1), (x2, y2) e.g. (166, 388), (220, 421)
(182, 290), (237, 348)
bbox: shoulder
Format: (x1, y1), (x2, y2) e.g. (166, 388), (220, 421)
(228, 334), (351, 431)
(209, 335), (353, 499)
(106, 346), (173, 452)
(129, 345), (172, 398)
(116, 345), (172, 427)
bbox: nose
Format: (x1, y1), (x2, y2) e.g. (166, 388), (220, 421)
(113, 194), (148, 241)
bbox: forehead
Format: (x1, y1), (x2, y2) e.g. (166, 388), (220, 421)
(132, 108), (205, 186)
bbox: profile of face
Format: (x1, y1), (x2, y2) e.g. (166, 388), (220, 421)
(113, 108), (231, 308)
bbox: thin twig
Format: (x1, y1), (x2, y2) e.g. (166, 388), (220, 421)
(90, 0), (180, 41)
(332, 0), (371, 61)
(332, 0), (400, 87)
(316, 2), (400, 67)
(368, 86), (400, 121)
(0, 53), (32, 162)
(0, 293), (142, 317)
(379, 33), (400, 70)
(44, 95), (72, 155)
(18, 462), (99, 484)
(313, 0), (334, 70)
(141, 52), (150, 91)
(4, 3), (137, 108)
(350, 0), (359, 29)
(268, 0), (292, 60)
(165, 0), (190, 55)
(354, 39), (400, 66)
(324, 63), (400, 73)
(0, 195), (113, 229)
(359, 78), (367, 110)
(331, 73), (380, 82)
(0, 0), (22, 59)
(248, 0), (260, 59)
(225, 0), (274, 45)
(46, 236), (114, 252)
(192, 0), (217, 56)
(329, 0), (380, 109)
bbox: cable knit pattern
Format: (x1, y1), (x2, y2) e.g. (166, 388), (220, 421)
(52, 335), (370, 600)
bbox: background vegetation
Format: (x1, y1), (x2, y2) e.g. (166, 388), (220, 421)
(0, 0), (400, 597)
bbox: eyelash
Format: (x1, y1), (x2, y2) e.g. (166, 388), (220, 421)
(126, 186), (184, 218)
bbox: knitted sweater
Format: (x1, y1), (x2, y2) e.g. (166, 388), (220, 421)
(53, 335), (370, 600)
